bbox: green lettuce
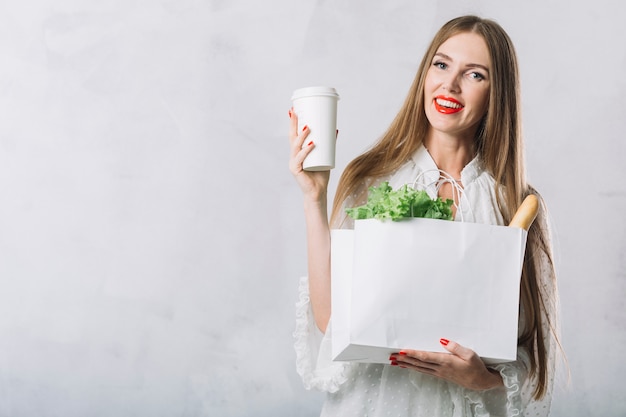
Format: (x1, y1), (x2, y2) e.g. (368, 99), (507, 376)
(345, 181), (454, 221)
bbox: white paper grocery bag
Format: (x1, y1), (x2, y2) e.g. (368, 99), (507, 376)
(331, 218), (527, 365)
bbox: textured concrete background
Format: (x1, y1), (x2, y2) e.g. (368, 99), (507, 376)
(0, 0), (624, 415)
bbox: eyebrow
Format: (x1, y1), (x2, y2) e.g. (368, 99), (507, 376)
(434, 52), (490, 73)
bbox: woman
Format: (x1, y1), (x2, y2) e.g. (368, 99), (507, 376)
(289, 15), (560, 416)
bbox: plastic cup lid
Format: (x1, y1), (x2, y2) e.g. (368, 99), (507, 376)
(291, 86), (340, 101)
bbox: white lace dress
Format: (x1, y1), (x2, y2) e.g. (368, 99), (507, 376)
(294, 146), (558, 417)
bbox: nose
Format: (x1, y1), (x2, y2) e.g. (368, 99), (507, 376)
(442, 74), (461, 93)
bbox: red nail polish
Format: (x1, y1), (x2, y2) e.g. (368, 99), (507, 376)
(440, 338), (449, 346)
(390, 360), (398, 366)
(399, 351), (407, 356)
(307, 141), (314, 146)
(288, 109), (292, 118)
(302, 125), (308, 132)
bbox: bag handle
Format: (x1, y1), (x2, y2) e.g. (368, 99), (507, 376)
(410, 169), (473, 222)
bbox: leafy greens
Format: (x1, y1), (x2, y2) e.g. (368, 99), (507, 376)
(345, 181), (454, 221)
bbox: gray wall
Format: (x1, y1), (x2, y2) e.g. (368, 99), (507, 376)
(0, 0), (624, 416)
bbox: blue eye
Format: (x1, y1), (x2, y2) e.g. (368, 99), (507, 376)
(434, 61), (447, 70)
(468, 72), (485, 80)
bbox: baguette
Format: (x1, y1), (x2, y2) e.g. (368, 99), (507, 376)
(508, 194), (539, 230)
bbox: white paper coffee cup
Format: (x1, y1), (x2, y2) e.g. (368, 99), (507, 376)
(291, 86), (340, 171)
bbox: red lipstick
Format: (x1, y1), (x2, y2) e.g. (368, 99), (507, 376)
(434, 96), (464, 114)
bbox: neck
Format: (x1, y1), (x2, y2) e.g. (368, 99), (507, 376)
(423, 131), (476, 177)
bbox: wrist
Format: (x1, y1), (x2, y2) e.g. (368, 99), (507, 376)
(483, 368), (503, 390)
(303, 193), (328, 210)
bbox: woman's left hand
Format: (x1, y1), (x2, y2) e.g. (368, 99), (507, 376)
(390, 339), (503, 391)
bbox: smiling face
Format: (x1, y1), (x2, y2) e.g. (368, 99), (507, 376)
(423, 31), (491, 142)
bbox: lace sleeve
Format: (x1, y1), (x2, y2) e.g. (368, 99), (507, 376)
(294, 276), (350, 393)
(459, 350), (528, 416)
(463, 286), (557, 416)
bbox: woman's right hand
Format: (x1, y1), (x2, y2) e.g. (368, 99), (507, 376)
(288, 108), (331, 201)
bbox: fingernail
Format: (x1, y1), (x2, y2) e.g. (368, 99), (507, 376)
(307, 141), (314, 147)
(399, 351), (407, 356)
(390, 360), (398, 366)
(302, 125), (308, 132)
(440, 338), (449, 346)
(389, 354), (396, 361)
(288, 109), (292, 118)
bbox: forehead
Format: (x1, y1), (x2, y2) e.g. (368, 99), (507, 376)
(435, 32), (491, 67)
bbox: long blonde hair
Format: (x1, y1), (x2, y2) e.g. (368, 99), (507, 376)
(331, 15), (558, 399)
